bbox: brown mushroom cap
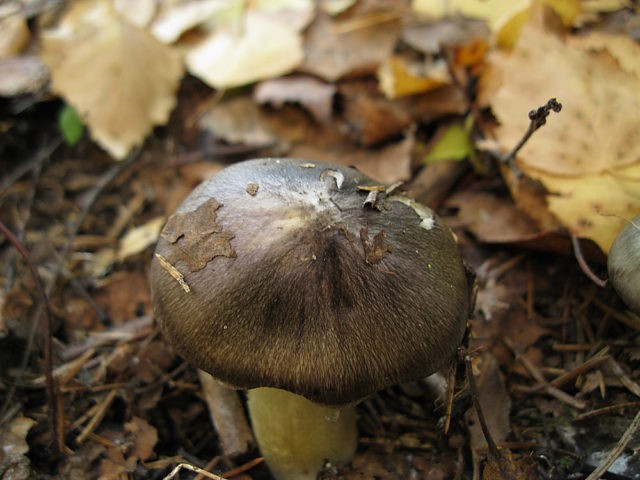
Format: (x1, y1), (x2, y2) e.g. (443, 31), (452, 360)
(151, 158), (473, 405)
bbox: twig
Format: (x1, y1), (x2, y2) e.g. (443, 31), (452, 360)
(76, 389), (118, 444)
(0, 137), (62, 198)
(163, 463), (228, 480)
(443, 361), (457, 435)
(604, 357), (640, 398)
(503, 337), (587, 410)
(585, 409), (640, 480)
(0, 221), (62, 456)
(575, 402), (640, 422)
(463, 352), (517, 480)
(502, 98), (562, 170)
(220, 457), (265, 478)
(571, 235), (607, 287)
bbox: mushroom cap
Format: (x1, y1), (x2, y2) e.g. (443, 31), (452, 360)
(607, 214), (640, 315)
(151, 158), (473, 405)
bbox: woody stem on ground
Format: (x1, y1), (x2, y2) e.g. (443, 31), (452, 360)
(464, 352), (516, 480)
(502, 98), (563, 169)
(0, 221), (61, 456)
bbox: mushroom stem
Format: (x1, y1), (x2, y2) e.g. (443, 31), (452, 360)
(247, 387), (358, 480)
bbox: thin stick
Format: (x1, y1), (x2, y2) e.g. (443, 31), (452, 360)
(503, 337), (586, 410)
(571, 235), (607, 287)
(502, 98), (562, 167)
(0, 220), (62, 456)
(163, 463), (228, 480)
(464, 354), (501, 461)
(220, 456), (265, 478)
(443, 361), (457, 435)
(585, 409), (640, 480)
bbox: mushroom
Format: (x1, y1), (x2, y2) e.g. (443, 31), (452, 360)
(607, 214), (640, 315)
(151, 158), (474, 480)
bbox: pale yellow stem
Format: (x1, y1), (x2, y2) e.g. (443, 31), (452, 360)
(247, 387), (358, 480)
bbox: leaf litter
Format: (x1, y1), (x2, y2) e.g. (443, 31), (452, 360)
(1, 0), (640, 479)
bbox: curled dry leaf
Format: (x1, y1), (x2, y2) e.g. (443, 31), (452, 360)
(254, 76), (336, 124)
(151, 0), (231, 44)
(124, 417), (158, 461)
(0, 416), (35, 471)
(483, 13), (640, 252)
(40, 0), (183, 159)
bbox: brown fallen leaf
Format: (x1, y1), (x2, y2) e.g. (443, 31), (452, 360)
(198, 95), (281, 149)
(340, 81), (413, 146)
(125, 417), (158, 461)
(40, 0), (183, 159)
(401, 16), (490, 56)
(254, 76), (337, 124)
(301, 8), (401, 81)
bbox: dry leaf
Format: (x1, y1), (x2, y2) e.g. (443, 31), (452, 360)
(448, 191), (540, 243)
(413, 0), (580, 30)
(198, 94), (280, 147)
(377, 55), (450, 99)
(113, 0), (157, 28)
(185, 10), (303, 89)
(0, 56), (48, 96)
(254, 76), (336, 124)
(0, 416), (36, 479)
(301, 10), (401, 82)
(483, 15), (640, 252)
(117, 216), (164, 261)
(0, 14), (30, 58)
(401, 16), (490, 55)
(40, 0), (183, 159)
(413, 0), (529, 30)
(124, 417), (158, 461)
(151, 0), (232, 44)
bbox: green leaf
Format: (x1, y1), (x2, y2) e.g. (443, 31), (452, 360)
(423, 122), (474, 164)
(58, 105), (84, 146)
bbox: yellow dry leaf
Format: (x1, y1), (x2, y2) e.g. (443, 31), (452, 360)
(538, 165), (640, 252)
(377, 56), (449, 99)
(413, 0), (527, 29)
(484, 14), (640, 252)
(488, 28), (640, 176)
(493, 3), (530, 48)
(414, 0), (580, 46)
(573, 31), (640, 78)
(185, 11), (303, 89)
(151, 0), (237, 44)
(40, 0), (183, 159)
(581, 0), (632, 12)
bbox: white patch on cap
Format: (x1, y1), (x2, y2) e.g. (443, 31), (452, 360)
(320, 168), (344, 189)
(388, 196), (435, 230)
